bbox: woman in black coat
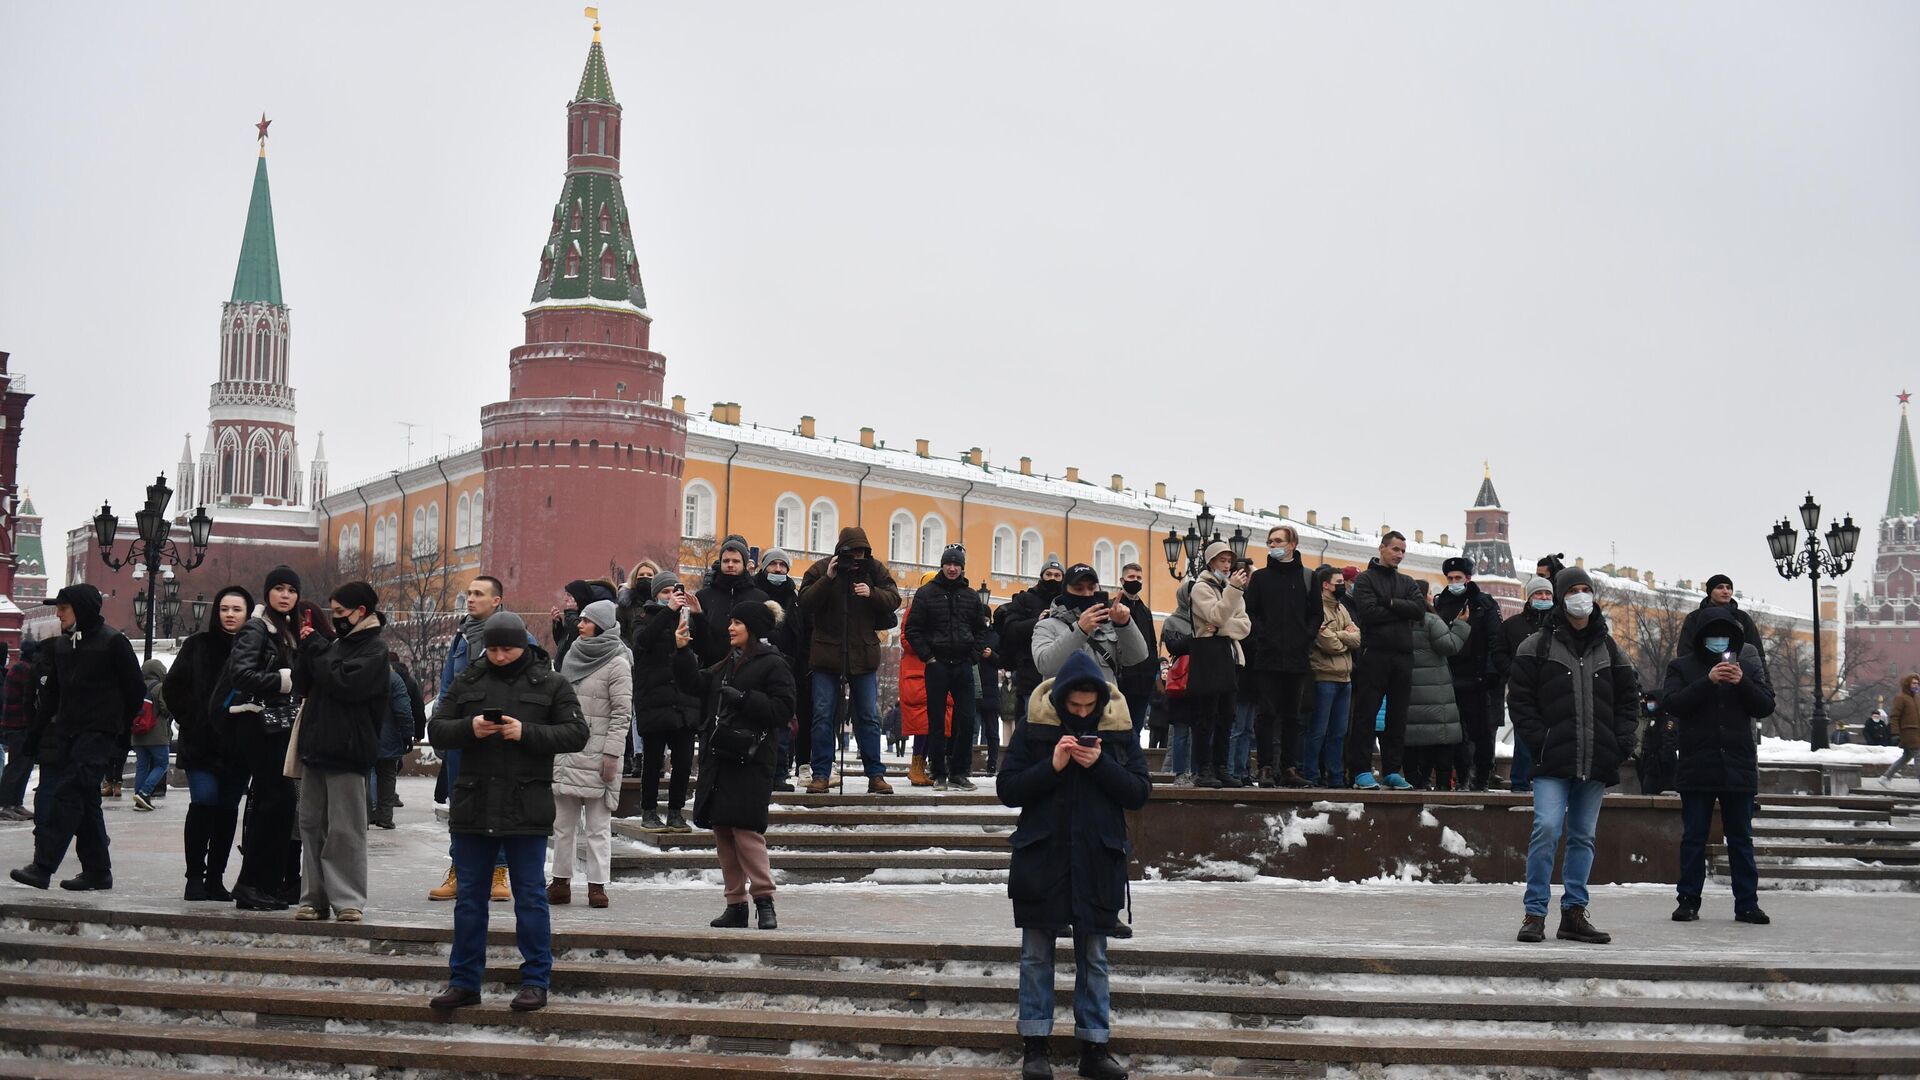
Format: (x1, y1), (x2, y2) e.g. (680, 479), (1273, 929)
(1662, 606), (1775, 924)
(630, 571), (700, 831)
(162, 584), (253, 901)
(211, 566), (305, 911)
(672, 599), (795, 931)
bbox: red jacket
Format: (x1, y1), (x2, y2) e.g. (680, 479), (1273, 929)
(0, 657), (34, 732)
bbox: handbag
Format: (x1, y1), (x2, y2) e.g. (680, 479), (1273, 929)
(1164, 655), (1190, 699)
(705, 680), (768, 765)
(131, 700), (158, 738)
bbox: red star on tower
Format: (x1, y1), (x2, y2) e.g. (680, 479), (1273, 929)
(255, 113), (271, 142)
(1901, 389), (1911, 406)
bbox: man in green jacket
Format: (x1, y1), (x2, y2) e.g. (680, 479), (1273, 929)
(425, 611), (588, 1014)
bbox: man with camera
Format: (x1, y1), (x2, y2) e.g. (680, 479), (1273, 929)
(1032, 563), (1149, 688)
(798, 527), (902, 794)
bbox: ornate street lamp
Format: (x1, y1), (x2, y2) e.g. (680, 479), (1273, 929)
(1227, 525), (1250, 563)
(190, 593), (211, 630)
(96, 473), (213, 660)
(1164, 504), (1247, 581)
(1769, 492), (1858, 750)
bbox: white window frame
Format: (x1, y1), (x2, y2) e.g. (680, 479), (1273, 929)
(1019, 529), (1043, 578)
(682, 481), (716, 540)
(889, 510), (917, 565)
(809, 498), (840, 556)
(1093, 539), (1115, 586)
(992, 526), (1015, 575)
(920, 514), (947, 565)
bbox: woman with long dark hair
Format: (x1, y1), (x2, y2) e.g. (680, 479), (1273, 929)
(163, 585), (253, 900)
(212, 566), (305, 911)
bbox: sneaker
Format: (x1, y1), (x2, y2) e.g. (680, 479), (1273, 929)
(1516, 913), (1546, 943)
(1557, 905), (1612, 944)
(664, 812), (692, 833)
(950, 776), (978, 792)
(428, 866), (458, 901)
(1171, 773), (1195, 787)
(1735, 907), (1772, 925)
(867, 776), (894, 795)
(638, 811), (665, 831)
(771, 781), (794, 793)
(335, 908), (363, 923)
(490, 866), (510, 902)
(1381, 773), (1413, 790)
(932, 779), (953, 791)
(1352, 772), (1379, 790)
(59, 871), (112, 892)
(294, 904), (328, 921)
(806, 777), (831, 794)
(0, 806), (30, 821)
(131, 792), (154, 812)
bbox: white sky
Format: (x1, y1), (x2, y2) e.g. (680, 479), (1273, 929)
(2, 1), (1914, 611)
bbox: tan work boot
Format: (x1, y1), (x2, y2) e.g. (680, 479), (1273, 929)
(490, 866), (511, 902)
(428, 866), (458, 901)
(868, 776), (894, 795)
(908, 756), (932, 786)
(805, 776), (831, 794)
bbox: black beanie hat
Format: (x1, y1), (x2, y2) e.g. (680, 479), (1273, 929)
(264, 565), (302, 597)
(331, 581), (379, 615)
(482, 610), (530, 649)
(941, 544), (966, 568)
(1704, 573), (1733, 594)
(730, 599), (777, 642)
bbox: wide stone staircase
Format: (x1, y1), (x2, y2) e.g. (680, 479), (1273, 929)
(1720, 798), (1920, 887)
(1, 901), (1917, 1078)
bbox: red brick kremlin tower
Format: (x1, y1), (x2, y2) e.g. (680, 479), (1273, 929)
(479, 20), (686, 607)
(1847, 392), (1920, 693)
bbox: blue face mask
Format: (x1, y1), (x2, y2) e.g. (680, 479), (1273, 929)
(766, 573), (788, 586)
(1703, 636), (1731, 656)
(1445, 582), (1466, 595)
(1529, 598), (1553, 611)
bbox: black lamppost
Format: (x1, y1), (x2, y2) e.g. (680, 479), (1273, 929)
(190, 593), (211, 634)
(1161, 504), (1248, 581)
(1767, 493), (1860, 750)
(94, 474), (213, 660)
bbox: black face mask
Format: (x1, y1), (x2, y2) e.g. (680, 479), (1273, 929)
(332, 616), (356, 637)
(1122, 579), (1142, 596)
(1037, 579), (1063, 598)
(1333, 584), (1347, 597)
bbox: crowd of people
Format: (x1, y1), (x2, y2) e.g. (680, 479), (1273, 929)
(0, 518), (1834, 1075)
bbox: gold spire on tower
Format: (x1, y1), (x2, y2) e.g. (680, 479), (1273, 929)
(584, 6), (600, 41)
(1483, 459), (1490, 478)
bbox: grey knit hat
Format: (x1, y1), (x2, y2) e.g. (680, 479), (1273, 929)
(651, 570), (684, 597)
(481, 610), (529, 649)
(1523, 575), (1553, 598)
(581, 599), (620, 633)
(761, 547), (793, 572)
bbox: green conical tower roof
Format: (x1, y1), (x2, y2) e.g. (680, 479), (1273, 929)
(231, 137), (283, 305)
(575, 40), (617, 104)
(1889, 398), (1919, 518)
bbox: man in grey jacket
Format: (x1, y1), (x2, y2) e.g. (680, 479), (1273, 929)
(1032, 563), (1149, 690)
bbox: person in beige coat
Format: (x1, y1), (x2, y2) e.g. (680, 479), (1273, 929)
(1305, 565), (1362, 785)
(548, 600), (633, 909)
(1188, 540), (1252, 788)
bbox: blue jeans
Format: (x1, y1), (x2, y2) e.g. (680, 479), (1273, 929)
(132, 745), (170, 796)
(1303, 681), (1352, 786)
(1524, 777), (1606, 916)
(449, 832), (551, 991)
(1168, 722), (1191, 775)
(810, 671), (883, 779)
(1017, 927), (1111, 1042)
(186, 768), (247, 810)
(1228, 697), (1257, 781)
(1510, 735), (1534, 791)
(1678, 790), (1758, 912)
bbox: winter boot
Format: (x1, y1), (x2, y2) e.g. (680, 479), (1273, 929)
(1735, 907), (1772, 925)
(1516, 913), (1545, 942)
(867, 776), (894, 795)
(547, 877), (571, 905)
(1280, 768), (1313, 789)
(1021, 1035), (1053, 1080)
(184, 876), (209, 902)
(665, 811), (692, 833)
(1217, 768), (1246, 789)
(710, 902), (749, 928)
(1672, 897), (1701, 922)
(639, 810), (664, 831)
(490, 866), (511, 902)
(429, 866), (459, 901)
(1557, 905), (1612, 944)
(805, 776), (832, 794)
(588, 883), (609, 909)
(1076, 1040), (1128, 1080)
(754, 896), (778, 930)
(908, 755), (932, 786)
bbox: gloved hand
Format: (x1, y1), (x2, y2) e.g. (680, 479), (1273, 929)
(719, 685), (746, 710)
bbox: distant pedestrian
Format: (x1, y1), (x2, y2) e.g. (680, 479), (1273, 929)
(1304, 565), (1361, 787)
(431, 574), (534, 902)
(549, 600), (632, 910)
(428, 610), (589, 1014)
(163, 586), (252, 900)
(0, 638), (42, 820)
(1246, 525), (1320, 788)
(798, 527), (900, 794)
(1000, 650), (1148, 1080)
(904, 545), (988, 790)
(1403, 585), (1470, 790)
(1500, 575), (1557, 791)
(1881, 674), (1920, 785)
(1432, 556), (1510, 790)
(1663, 606), (1775, 925)
(1347, 532), (1425, 790)
(130, 659), (173, 811)
(8, 585), (144, 893)
(215, 566), (306, 911)
(1508, 567), (1639, 945)
(630, 571), (698, 832)
(1186, 544), (1251, 789)
(369, 656), (414, 831)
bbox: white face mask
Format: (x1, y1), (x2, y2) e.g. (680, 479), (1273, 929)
(1563, 593), (1595, 618)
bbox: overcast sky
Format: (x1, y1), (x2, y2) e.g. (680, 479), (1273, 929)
(3, 2), (1914, 612)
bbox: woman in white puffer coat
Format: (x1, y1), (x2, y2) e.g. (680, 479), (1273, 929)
(548, 599), (633, 909)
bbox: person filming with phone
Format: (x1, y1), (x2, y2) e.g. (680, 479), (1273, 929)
(999, 649), (1150, 1080)
(426, 610), (589, 1015)
(1032, 563), (1149, 689)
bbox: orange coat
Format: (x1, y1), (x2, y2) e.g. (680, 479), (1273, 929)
(897, 595), (952, 738)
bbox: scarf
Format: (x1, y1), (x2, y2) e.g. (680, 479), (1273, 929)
(458, 613), (490, 661)
(561, 628), (631, 684)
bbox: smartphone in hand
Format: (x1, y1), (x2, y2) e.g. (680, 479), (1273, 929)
(1075, 735), (1099, 747)
(484, 709), (503, 724)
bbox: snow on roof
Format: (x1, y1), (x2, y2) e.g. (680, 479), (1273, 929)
(685, 413), (1462, 562)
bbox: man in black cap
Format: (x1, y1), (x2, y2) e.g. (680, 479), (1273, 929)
(1679, 575), (1767, 679)
(1032, 563), (1149, 687)
(1434, 555), (1512, 790)
(10, 584), (145, 891)
(905, 544), (989, 789)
